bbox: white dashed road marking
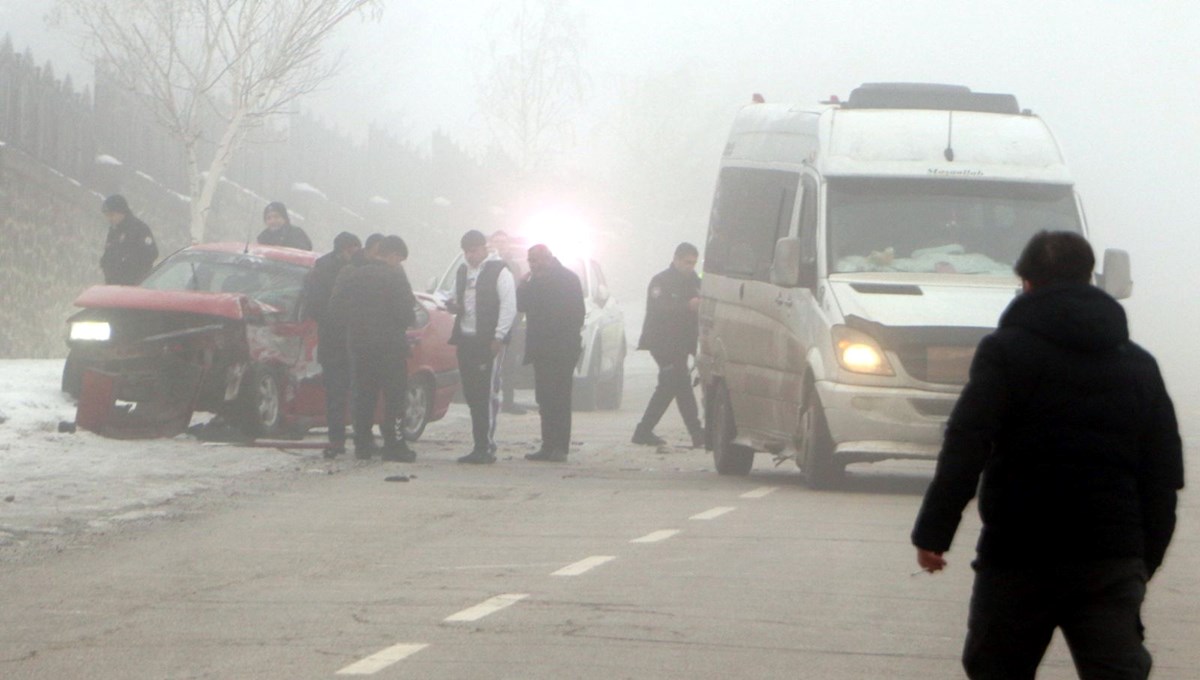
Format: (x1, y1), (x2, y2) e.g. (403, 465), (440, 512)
(336, 643), (429, 675)
(690, 506), (736, 520)
(552, 555), (617, 576)
(630, 529), (681, 544)
(741, 486), (778, 499)
(444, 593), (529, 622)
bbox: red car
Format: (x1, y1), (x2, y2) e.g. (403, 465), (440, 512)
(62, 243), (459, 440)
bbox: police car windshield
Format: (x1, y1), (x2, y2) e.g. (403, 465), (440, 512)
(828, 179), (1082, 275)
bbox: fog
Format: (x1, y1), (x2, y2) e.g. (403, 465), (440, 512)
(4, 1), (1199, 422)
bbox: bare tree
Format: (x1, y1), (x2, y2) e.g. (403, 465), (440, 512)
(55, 0), (381, 241)
(477, 0), (585, 181)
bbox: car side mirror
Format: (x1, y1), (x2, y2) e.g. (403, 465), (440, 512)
(770, 238), (804, 287)
(1097, 248), (1132, 300)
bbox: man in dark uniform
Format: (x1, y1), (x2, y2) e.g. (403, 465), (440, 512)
(912, 231), (1184, 679)
(329, 235), (416, 462)
(303, 231), (362, 458)
(519, 244), (585, 462)
(256, 201), (312, 251)
(448, 229), (517, 464)
(99, 194), (158, 285)
(632, 242), (704, 448)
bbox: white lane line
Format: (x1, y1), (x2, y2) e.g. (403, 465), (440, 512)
(336, 643), (429, 675)
(741, 486), (778, 499)
(552, 555), (617, 576)
(690, 506), (736, 520)
(444, 593), (529, 622)
(630, 529), (680, 544)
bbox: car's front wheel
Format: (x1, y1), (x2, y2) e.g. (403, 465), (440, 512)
(400, 375), (434, 441)
(712, 385), (754, 476)
(233, 363), (282, 439)
(799, 383), (841, 489)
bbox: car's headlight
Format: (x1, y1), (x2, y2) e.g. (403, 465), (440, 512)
(831, 325), (894, 376)
(70, 321), (112, 342)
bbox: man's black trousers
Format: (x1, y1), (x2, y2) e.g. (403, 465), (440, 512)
(321, 357), (352, 447)
(534, 354), (575, 454)
(351, 344), (406, 449)
(457, 338), (502, 454)
(638, 349), (701, 433)
(963, 559), (1151, 680)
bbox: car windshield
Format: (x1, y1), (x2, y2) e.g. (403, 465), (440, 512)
(142, 250), (308, 316)
(827, 178), (1083, 275)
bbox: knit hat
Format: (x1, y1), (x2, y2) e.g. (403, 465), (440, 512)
(102, 194), (130, 215)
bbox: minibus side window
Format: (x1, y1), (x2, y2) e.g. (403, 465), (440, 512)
(704, 167), (799, 282)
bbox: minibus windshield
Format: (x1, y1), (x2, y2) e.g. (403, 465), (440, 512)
(827, 178), (1082, 275)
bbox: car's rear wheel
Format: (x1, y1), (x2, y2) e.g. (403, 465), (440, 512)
(400, 375), (434, 441)
(712, 385), (754, 476)
(234, 363), (282, 439)
(799, 383), (841, 489)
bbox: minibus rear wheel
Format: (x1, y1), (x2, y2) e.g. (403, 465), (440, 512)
(712, 386), (754, 476)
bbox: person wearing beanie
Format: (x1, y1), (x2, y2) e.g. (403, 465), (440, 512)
(99, 194), (159, 285)
(256, 201), (312, 250)
(303, 231), (363, 458)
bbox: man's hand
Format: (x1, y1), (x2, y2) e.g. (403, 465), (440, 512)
(916, 548), (947, 573)
(491, 339), (503, 356)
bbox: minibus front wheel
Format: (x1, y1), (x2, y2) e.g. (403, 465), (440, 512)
(712, 386), (754, 476)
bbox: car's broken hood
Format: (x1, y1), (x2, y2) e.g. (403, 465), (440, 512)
(73, 285), (258, 320)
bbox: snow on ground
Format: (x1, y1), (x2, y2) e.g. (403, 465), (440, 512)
(0, 360), (310, 552)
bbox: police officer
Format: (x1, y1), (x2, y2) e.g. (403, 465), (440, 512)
(303, 231), (362, 458)
(256, 201), (312, 250)
(632, 242), (704, 448)
(519, 244), (585, 462)
(329, 235), (416, 461)
(99, 194), (158, 285)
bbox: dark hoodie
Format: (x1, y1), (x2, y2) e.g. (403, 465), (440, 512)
(912, 283), (1183, 575)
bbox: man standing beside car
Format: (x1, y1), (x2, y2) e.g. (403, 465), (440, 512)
(632, 242), (705, 449)
(99, 194), (158, 285)
(519, 244), (585, 462)
(304, 231), (362, 459)
(912, 231), (1184, 679)
(256, 201), (312, 251)
(329, 235), (417, 462)
(448, 229), (517, 464)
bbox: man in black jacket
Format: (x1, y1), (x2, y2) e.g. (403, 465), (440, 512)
(519, 244), (585, 462)
(303, 231), (362, 458)
(912, 231), (1184, 679)
(328, 235), (416, 461)
(448, 229), (517, 464)
(99, 194), (158, 285)
(256, 201), (312, 251)
(632, 242), (704, 448)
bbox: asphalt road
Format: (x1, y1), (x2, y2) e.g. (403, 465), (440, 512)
(0, 351), (1196, 679)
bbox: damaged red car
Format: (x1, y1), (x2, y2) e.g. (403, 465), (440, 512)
(62, 243), (459, 440)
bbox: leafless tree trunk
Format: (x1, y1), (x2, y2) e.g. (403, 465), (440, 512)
(55, 0), (381, 242)
(477, 0), (586, 181)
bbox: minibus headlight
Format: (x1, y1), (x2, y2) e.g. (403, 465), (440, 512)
(70, 321), (112, 342)
(832, 326), (894, 376)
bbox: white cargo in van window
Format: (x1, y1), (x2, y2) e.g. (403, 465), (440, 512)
(697, 83), (1132, 487)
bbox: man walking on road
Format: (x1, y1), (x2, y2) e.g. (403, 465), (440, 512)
(518, 244), (585, 462)
(304, 231), (362, 458)
(448, 229), (517, 464)
(329, 235), (417, 462)
(99, 194), (158, 285)
(911, 231), (1184, 680)
(632, 242), (705, 448)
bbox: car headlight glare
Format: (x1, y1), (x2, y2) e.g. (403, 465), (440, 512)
(70, 321), (112, 342)
(832, 326), (894, 376)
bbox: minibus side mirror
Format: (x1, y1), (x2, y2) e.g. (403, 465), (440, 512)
(1097, 248), (1132, 300)
(770, 238), (804, 287)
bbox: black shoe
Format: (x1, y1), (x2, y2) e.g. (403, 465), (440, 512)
(381, 443), (416, 463)
(457, 451), (497, 465)
(525, 450), (567, 462)
(354, 443), (377, 460)
(322, 445), (346, 460)
(631, 427), (667, 446)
